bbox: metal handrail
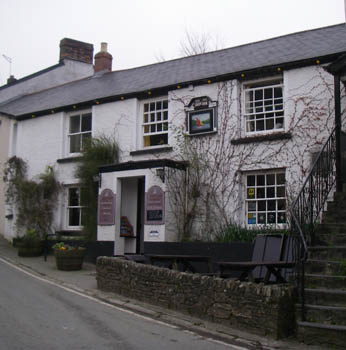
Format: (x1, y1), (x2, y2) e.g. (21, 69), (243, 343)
(290, 126), (338, 321)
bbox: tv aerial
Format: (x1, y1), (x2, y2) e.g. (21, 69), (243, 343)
(2, 54), (13, 77)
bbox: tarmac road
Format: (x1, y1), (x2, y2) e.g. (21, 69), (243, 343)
(0, 259), (247, 350)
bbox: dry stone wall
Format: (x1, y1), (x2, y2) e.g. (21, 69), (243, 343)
(96, 256), (297, 339)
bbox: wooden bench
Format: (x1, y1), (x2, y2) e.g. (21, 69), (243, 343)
(146, 254), (212, 273)
(217, 234), (296, 284)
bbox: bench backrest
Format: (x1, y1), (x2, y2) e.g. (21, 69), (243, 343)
(252, 234), (285, 281)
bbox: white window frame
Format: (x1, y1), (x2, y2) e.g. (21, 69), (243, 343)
(66, 186), (86, 229)
(243, 80), (284, 135)
(67, 111), (92, 155)
(245, 171), (286, 227)
(142, 98), (169, 148)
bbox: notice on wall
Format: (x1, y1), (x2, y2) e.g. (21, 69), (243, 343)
(98, 188), (115, 226)
(145, 185), (165, 225)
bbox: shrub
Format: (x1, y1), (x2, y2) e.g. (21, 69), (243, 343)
(214, 224), (289, 243)
(3, 157), (60, 238)
(75, 135), (119, 241)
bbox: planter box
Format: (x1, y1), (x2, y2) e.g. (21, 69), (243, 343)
(17, 241), (44, 257)
(54, 248), (86, 271)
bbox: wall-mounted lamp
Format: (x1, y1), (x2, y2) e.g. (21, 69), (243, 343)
(93, 174), (102, 188)
(156, 168), (165, 183)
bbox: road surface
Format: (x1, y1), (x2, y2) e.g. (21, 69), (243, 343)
(0, 259), (248, 350)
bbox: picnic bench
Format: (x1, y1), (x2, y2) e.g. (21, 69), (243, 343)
(217, 234), (296, 284)
(145, 254), (213, 273)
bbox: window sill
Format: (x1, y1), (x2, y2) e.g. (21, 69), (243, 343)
(231, 132), (292, 145)
(57, 156), (83, 163)
(130, 146), (173, 156)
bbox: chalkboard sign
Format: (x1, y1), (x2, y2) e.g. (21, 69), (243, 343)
(98, 189), (115, 226)
(147, 209), (163, 222)
(145, 186), (164, 225)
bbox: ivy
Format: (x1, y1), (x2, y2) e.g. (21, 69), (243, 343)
(3, 156), (60, 238)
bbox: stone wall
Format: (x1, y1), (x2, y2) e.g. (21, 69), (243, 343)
(96, 257), (297, 339)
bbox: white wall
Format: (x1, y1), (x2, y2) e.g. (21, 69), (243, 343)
(4, 64), (338, 241)
(0, 116), (11, 238)
(0, 58), (94, 241)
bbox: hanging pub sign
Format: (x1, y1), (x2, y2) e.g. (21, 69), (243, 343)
(184, 96), (217, 135)
(189, 96), (210, 110)
(98, 188), (115, 225)
(145, 185), (165, 225)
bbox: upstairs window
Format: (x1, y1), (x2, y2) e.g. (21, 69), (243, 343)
(68, 112), (92, 153)
(244, 81), (283, 134)
(143, 99), (168, 147)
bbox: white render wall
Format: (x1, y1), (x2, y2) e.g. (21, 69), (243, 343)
(3, 64), (338, 241)
(0, 116), (11, 238)
(98, 169), (170, 255)
(0, 58), (94, 240)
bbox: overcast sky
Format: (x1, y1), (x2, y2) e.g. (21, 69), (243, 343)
(0, 0), (345, 86)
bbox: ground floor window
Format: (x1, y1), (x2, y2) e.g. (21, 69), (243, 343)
(246, 171), (286, 226)
(67, 187), (86, 227)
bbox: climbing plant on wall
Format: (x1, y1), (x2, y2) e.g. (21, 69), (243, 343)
(3, 156), (60, 238)
(75, 134), (119, 241)
(166, 68), (344, 242)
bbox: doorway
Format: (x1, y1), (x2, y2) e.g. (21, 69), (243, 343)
(120, 176), (145, 255)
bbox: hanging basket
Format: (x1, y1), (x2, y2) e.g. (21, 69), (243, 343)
(54, 247), (86, 271)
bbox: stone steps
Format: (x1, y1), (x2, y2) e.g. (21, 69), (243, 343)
(333, 192), (346, 201)
(296, 189), (346, 348)
(322, 213), (346, 224)
(326, 201), (346, 211)
(314, 233), (346, 245)
(315, 223), (346, 234)
(308, 246), (346, 260)
(305, 273), (346, 290)
(298, 304), (346, 326)
(304, 288), (346, 307)
(305, 259), (346, 275)
(297, 321), (346, 349)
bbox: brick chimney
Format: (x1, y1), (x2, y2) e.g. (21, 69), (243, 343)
(94, 43), (113, 72)
(7, 75), (17, 84)
(59, 38), (94, 64)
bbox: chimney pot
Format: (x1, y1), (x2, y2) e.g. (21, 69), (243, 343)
(101, 42), (108, 52)
(94, 42), (113, 73)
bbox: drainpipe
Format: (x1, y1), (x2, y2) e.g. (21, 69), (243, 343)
(335, 74), (342, 192)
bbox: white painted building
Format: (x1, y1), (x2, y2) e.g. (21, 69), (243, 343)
(0, 38), (95, 239)
(1, 24), (345, 255)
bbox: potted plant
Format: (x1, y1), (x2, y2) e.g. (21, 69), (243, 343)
(17, 229), (43, 257)
(53, 242), (86, 271)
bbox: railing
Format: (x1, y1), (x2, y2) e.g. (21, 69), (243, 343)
(290, 126), (341, 321)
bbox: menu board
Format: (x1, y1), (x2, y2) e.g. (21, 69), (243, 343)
(145, 185), (165, 225)
(98, 189), (115, 225)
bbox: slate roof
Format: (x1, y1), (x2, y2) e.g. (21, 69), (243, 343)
(1, 23), (346, 118)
